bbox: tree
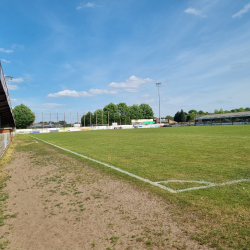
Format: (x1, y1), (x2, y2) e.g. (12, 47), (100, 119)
(117, 103), (129, 125)
(81, 111), (93, 126)
(198, 110), (205, 115)
(174, 109), (186, 122)
(165, 115), (174, 120)
(180, 109), (186, 122)
(129, 104), (143, 120)
(139, 103), (154, 119)
(174, 111), (180, 122)
(59, 120), (66, 126)
(103, 103), (119, 125)
(189, 112), (197, 121)
(13, 104), (35, 129)
(188, 109), (198, 114)
(92, 109), (107, 125)
(219, 108), (224, 113)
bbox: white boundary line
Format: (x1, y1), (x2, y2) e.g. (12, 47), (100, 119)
(30, 136), (250, 193)
(156, 179), (250, 193)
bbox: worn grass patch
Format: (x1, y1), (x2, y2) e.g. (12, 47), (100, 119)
(0, 138), (17, 248)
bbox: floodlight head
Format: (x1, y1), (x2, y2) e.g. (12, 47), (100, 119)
(155, 82), (161, 87)
(5, 76), (13, 80)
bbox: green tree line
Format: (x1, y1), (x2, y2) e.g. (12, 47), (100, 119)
(81, 102), (154, 126)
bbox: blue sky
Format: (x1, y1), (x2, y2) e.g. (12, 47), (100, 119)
(0, 0), (250, 122)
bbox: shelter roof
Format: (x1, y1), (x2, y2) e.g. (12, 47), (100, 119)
(195, 111), (250, 120)
(0, 62), (15, 128)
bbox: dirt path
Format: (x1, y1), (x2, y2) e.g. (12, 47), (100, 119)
(0, 139), (212, 250)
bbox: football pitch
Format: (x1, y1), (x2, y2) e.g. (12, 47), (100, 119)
(31, 125), (250, 193)
(28, 125), (250, 249)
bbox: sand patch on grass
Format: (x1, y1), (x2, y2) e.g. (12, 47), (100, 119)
(0, 140), (212, 250)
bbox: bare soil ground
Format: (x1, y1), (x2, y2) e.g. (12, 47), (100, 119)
(0, 139), (212, 250)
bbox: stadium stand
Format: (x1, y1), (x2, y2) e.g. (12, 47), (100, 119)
(195, 111), (250, 125)
(0, 61), (15, 157)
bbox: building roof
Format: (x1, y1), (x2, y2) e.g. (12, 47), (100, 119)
(195, 111), (250, 120)
(0, 62), (15, 128)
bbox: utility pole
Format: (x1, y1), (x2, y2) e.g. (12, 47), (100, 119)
(70, 112), (72, 127)
(50, 113), (51, 127)
(42, 112), (44, 129)
(90, 113), (92, 126)
(156, 82), (161, 124)
(33, 112), (36, 124)
(102, 111), (103, 125)
(57, 112), (58, 126)
(77, 112), (79, 124)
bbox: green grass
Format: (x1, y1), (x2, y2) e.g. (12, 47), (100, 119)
(31, 126), (250, 183)
(28, 125), (250, 249)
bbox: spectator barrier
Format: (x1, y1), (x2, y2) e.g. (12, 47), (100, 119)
(0, 129), (15, 157)
(16, 124), (163, 134)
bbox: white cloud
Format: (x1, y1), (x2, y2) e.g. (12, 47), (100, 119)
(141, 94), (150, 98)
(47, 88), (118, 98)
(230, 62), (245, 69)
(89, 89), (118, 95)
(39, 103), (66, 108)
(145, 99), (156, 103)
(125, 89), (138, 93)
(184, 7), (206, 17)
(11, 77), (24, 83)
(77, 2), (97, 10)
(1, 59), (11, 63)
(0, 48), (13, 53)
(11, 44), (24, 50)
(47, 90), (92, 98)
(108, 75), (154, 89)
(85, 2), (95, 7)
(11, 99), (20, 102)
(232, 3), (250, 18)
(8, 85), (19, 90)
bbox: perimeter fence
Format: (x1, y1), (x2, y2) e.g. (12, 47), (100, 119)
(0, 130), (15, 157)
(33, 111), (133, 128)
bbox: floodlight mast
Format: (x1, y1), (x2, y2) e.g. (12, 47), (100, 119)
(156, 82), (161, 124)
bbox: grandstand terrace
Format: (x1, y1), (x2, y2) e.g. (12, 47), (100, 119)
(195, 111), (250, 125)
